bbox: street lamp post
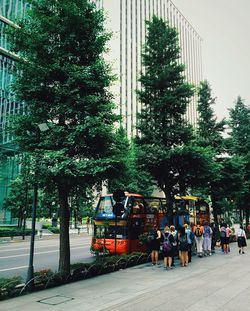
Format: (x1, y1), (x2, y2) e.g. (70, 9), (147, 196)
(26, 162), (38, 290)
(26, 123), (49, 291)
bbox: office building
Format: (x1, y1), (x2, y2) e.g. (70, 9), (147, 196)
(95, 0), (202, 137)
(0, 0), (31, 221)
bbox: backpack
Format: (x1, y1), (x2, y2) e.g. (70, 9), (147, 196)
(203, 226), (211, 238)
(195, 226), (202, 237)
(148, 229), (156, 242)
(162, 233), (172, 252)
(179, 233), (188, 251)
(220, 229), (226, 238)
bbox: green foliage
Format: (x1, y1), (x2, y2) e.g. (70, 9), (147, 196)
(108, 130), (154, 196)
(194, 81), (228, 224)
(0, 276), (23, 300)
(197, 81), (226, 152)
(135, 16), (212, 216)
(41, 224), (60, 233)
(227, 97), (250, 224)
(0, 227), (34, 237)
(2, 154), (33, 220)
(228, 96), (250, 156)
(137, 17), (194, 147)
(8, 0), (119, 188)
(7, 0), (121, 277)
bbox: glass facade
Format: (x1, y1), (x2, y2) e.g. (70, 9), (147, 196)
(0, 0), (31, 216)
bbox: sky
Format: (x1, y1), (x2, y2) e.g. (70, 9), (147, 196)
(173, 0), (250, 121)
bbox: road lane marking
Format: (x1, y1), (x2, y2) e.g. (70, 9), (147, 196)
(0, 265), (28, 272)
(0, 242), (91, 253)
(0, 246), (89, 259)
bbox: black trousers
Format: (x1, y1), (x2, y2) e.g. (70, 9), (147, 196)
(188, 244), (192, 262)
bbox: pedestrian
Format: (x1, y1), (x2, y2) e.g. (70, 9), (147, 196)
(219, 219), (225, 252)
(184, 222), (194, 263)
(220, 223), (231, 254)
(162, 226), (174, 269)
(170, 225), (178, 267)
(148, 225), (161, 265)
(203, 221), (213, 256)
(178, 226), (189, 267)
(86, 216), (90, 234)
(236, 225), (247, 254)
(193, 221), (204, 257)
(210, 223), (217, 253)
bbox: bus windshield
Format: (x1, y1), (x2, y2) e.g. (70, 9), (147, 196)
(95, 195), (127, 218)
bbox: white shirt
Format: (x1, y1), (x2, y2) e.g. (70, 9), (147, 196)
(237, 228), (246, 237)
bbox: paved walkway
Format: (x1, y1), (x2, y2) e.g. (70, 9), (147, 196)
(1, 243), (249, 311)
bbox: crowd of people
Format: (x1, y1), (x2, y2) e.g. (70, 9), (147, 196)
(148, 220), (248, 269)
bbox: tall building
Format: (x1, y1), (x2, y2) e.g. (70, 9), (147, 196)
(0, 0), (31, 221)
(0, 0), (202, 214)
(95, 0), (203, 137)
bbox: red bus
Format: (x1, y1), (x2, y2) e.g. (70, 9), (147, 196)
(91, 192), (209, 255)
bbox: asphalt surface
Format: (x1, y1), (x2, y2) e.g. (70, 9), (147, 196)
(0, 233), (94, 279)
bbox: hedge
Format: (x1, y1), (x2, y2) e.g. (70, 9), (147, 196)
(0, 227), (35, 237)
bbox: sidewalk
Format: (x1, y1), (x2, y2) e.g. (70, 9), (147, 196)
(1, 243), (249, 311)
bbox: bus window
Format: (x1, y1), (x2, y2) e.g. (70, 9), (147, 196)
(97, 196), (113, 214)
(131, 198), (145, 214)
(145, 198), (162, 213)
(174, 199), (189, 214)
(94, 224), (128, 239)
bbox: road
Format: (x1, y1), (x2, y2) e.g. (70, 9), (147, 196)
(0, 234), (94, 279)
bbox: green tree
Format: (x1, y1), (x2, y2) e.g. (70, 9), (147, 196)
(9, 0), (119, 277)
(197, 81), (226, 152)
(196, 80), (226, 226)
(136, 16), (212, 220)
(3, 154), (33, 227)
(108, 128), (154, 196)
(210, 155), (245, 224)
(227, 97), (250, 225)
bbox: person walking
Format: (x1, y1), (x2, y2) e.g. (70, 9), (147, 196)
(203, 221), (213, 256)
(193, 221), (204, 257)
(162, 226), (174, 269)
(86, 216), (90, 234)
(178, 226), (189, 267)
(184, 222), (194, 263)
(170, 225), (178, 267)
(220, 223), (231, 254)
(148, 225), (161, 265)
(236, 225), (247, 254)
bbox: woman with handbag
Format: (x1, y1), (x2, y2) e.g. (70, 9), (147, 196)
(237, 225), (247, 254)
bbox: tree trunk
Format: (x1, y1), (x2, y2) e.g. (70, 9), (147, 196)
(240, 207), (243, 223)
(246, 206), (250, 228)
(211, 195), (219, 230)
(58, 184), (71, 279)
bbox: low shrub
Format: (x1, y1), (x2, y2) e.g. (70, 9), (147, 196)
(41, 224), (60, 234)
(0, 276), (23, 300)
(48, 227), (60, 234)
(0, 227), (34, 237)
(41, 224), (52, 229)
